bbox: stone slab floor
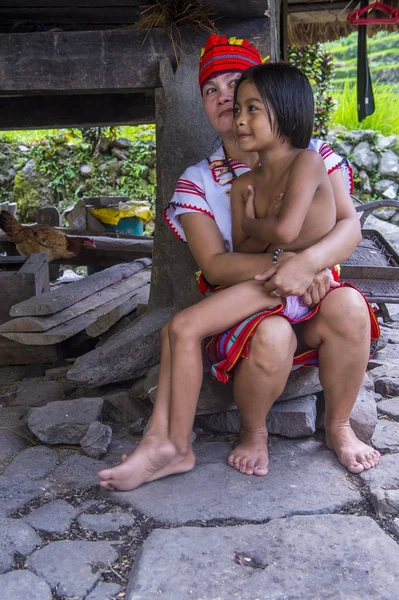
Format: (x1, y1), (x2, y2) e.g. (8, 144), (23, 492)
(1, 307), (399, 599)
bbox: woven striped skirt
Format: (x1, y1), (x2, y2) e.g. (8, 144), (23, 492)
(204, 283), (381, 384)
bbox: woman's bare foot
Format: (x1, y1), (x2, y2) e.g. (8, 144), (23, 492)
(325, 423), (381, 473)
(98, 436), (196, 491)
(227, 429), (269, 476)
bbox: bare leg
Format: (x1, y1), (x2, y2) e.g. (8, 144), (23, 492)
(98, 281), (282, 490)
(303, 287), (380, 473)
(167, 280), (283, 454)
(229, 317), (297, 475)
(98, 323), (194, 491)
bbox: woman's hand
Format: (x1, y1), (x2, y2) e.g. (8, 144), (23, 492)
(301, 269), (340, 307)
(255, 252), (338, 301)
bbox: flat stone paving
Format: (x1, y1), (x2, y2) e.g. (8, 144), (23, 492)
(108, 439), (361, 523)
(126, 515), (399, 600)
(0, 309), (398, 599)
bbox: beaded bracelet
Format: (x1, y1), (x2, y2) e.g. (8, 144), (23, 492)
(272, 248), (284, 265)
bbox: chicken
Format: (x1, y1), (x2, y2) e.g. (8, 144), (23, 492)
(0, 210), (95, 262)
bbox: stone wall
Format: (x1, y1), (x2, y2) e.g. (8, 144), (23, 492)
(327, 129), (399, 225)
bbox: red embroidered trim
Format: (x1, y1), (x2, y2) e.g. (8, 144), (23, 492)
(164, 203), (215, 242)
(327, 160), (354, 194)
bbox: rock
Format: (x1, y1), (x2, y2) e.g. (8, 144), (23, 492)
(377, 397), (399, 418)
(0, 406), (27, 429)
(111, 147), (127, 161)
(125, 515), (399, 600)
(333, 140), (353, 157)
(375, 378), (399, 398)
(80, 421), (112, 459)
(0, 570), (52, 600)
(3, 446), (59, 479)
(379, 150), (399, 177)
(108, 439), (360, 524)
(277, 367), (322, 402)
(359, 170), (372, 193)
(24, 499), (78, 534)
(145, 364), (236, 416)
(349, 387), (378, 442)
(0, 429), (28, 468)
(103, 389), (150, 424)
(363, 214), (399, 253)
(87, 582), (122, 600)
(371, 420), (399, 452)
(50, 453), (107, 488)
(27, 397), (103, 444)
(362, 371), (375, 391)
(11, 378), (70, 408)
(0, 476), (49, 516)
(376, 134), (397, 150)
(375, 207), (397, 221)
(352, 142), (379, 171)
(197, 396), (317, 438)
(392, 519), (399, 537)
(374, 179), (398, 199)
(26, 540), (119, 598)
(370, 488), (399, 517)
(79, 164), (93, 178)
(267, 395), (317, 437)
(44, 365), (71, 380)
(96, 138), (109, 154)
(78, 512), (135, 533)
(360, 453), (399, 490)
(0, 518), (41, 573)
(112, 137), (131, 149)
(128, 417), (148, 433)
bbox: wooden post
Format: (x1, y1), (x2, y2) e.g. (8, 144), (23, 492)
(37, 206), (61, 281)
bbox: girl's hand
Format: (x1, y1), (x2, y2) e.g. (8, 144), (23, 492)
(243, 185), (256, 220)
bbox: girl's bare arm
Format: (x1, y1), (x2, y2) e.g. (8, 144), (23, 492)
(231, 178), (268, 253)
(242, 151), (326, 245)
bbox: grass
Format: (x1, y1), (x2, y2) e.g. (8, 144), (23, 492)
(0, 125), (155, 144)
(331, 81), (398, 136)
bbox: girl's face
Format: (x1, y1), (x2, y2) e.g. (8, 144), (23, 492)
(202, 72), (242, 137)
(233, 80), (275, 151)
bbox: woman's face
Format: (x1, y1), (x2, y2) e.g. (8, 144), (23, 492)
(202, 72), (242, 137)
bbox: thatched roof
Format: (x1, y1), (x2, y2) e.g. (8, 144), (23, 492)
(288, 0), (399, 46)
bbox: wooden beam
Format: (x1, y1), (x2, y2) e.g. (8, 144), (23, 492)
(0, 20), (270, 95)
(0, 92), (155, 130)
(0, 1), (267, 29)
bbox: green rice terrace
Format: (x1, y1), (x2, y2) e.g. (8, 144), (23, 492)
(324, 31), (399, 136)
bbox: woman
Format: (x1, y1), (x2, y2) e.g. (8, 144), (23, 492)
(99, 35), (380, 491)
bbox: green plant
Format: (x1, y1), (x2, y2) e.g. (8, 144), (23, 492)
(288, 44), (335, 137)
(331, 81), (398, 136)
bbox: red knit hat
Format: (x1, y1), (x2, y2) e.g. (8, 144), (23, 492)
(199, 35), (263, 91)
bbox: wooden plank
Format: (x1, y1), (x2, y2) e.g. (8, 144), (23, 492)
(0, 92), (155, 130)
(19, 253), (50, 295)
(52, 235), (153, 267)
(0, 256), (26, 265)
(0, 20), (270, 94)
(0, 268), (151, 332)
(0, 282), (150, 345)
(10, 258), (151, 317)
(66, 306), (174, 386)
(86, 282), (150, 337)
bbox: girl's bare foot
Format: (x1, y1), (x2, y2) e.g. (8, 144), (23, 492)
(325, 423), (381, 473)
(228, 429), (269, 476)
(98, 436), (196, 491)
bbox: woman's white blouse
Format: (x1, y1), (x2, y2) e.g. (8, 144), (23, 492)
(164, 139), (353, 252)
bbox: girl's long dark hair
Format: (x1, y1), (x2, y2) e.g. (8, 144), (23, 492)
(236, 63), (314, 149)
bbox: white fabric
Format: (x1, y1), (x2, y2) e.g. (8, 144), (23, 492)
(164, 139), (353, 252)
